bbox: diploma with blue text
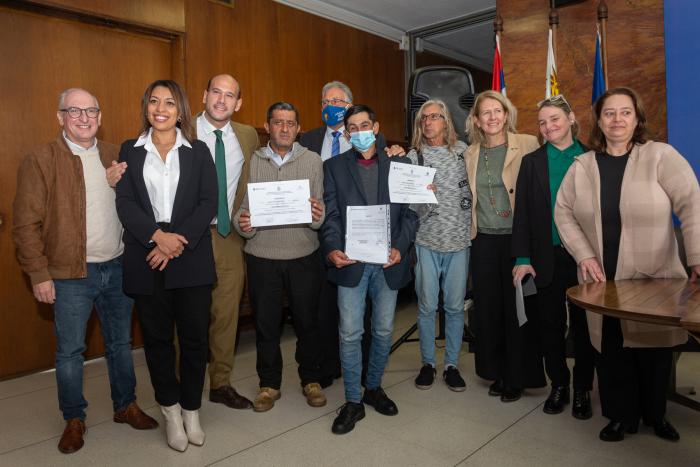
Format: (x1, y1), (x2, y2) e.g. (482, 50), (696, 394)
(345, 204), (391, 264)
(247, 179), (312, 227)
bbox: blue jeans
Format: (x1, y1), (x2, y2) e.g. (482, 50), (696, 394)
(53, 256), (136, 420)
(415, 245), (469, 368)
(338, 265), (398, 403)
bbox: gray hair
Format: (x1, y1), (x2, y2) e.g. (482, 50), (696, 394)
(58, 88), (99, 110)
(321, 81), (353, 104)
(266, 101), (299, 123)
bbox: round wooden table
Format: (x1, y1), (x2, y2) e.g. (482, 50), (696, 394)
(567, 278), (700, 411)
(567, 279), (700, 340)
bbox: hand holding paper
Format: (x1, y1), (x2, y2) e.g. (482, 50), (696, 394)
(388, 162), (437, 204)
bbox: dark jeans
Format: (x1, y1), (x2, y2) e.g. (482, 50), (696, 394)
(247, 250), (322, 389)
(134, 270), (211, 410)
(53, 256), (136, 420)
(537, 246), (595, 390)
(597, 317), (673, 424)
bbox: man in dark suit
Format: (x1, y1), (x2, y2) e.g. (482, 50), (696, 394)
(321, 105), (418, 434)
(195, 74), (258, 410)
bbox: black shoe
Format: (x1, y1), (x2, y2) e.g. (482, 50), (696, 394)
(543, 385), (570, 414)
(332, 402), (365, 435)
(414, 364), (436, 390)
(488, 380), (504, 396)
(500, 387), (522, 402)
(599, 421), (638, 442)
(443, 367), (466, 392)
(362, 387), (398, 416)
(572, 390), (593, 420)
(646, 419), (680, 442)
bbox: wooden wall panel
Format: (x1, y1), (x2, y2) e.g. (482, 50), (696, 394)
(24, 0), (185, 32)
(184, 0), (406, 141)
(497, 0), (666, 143)
(0, 6), (171, 378)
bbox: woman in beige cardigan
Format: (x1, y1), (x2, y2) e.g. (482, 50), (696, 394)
(465, 90), (544, 402)
(555, 87), (700, 442)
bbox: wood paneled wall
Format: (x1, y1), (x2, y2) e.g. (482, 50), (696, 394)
(496, 0), (666, 143)
(183, 0), (406, 140)
(0, 0), (407, 379)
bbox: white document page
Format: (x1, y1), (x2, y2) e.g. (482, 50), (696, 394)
(388, 161), (438, 204)
(247, 179), (311, 227)
(345, 204), (391, 264)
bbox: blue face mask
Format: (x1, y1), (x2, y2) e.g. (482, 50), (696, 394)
(349, 130), (376, 152)
(322, 105), (347, 127)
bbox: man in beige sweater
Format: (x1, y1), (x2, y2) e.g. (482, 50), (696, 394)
(12, 88), (157, 454)
(234, 102), (326, 412)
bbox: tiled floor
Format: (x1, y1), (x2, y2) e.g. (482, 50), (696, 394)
(1, 301), (699, 466)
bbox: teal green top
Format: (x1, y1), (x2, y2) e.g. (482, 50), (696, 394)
(476, 144), (512, 234)
(515, 140), (584, 266)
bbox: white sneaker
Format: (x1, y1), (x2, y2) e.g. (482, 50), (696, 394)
(160, 403), (188, 452)
(182, 409), (205, 446)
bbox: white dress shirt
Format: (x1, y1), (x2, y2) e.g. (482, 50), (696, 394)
(196, 113), (245, 225)
(320, 125), (351, 161)
(266, 142), (296, 167)
(136, 128), (191, 223)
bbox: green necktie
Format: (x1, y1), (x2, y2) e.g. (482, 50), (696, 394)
(214, 129), (230, 237)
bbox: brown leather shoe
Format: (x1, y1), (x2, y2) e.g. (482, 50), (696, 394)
(113, 401), (159, 429)
(58, 418), (86, 454)
(209, 385), (253, 410)
(303, 383), (327, 407)
(253, 387), (281, 412)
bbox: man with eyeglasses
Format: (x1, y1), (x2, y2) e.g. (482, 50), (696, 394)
(321, 105), (418, 434)
(233, 102), (327, 412)
(12, 88), (158, 454)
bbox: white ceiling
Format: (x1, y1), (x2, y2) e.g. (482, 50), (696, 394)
(274, 0), (496, 71)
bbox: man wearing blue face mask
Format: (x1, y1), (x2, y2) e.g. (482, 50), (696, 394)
(300, 81), (354, 161)
(321, 105), (418, 434)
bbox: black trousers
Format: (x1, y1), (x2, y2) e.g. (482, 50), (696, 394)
(472, 233), (545, 389)
(536, 246), (595, 390)
(134, 270), (211, 410)
(318, 270), (341, 379)
(247, 251), (322, 389)
(597, 317), (673, 424)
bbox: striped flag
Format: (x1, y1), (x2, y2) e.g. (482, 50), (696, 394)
(491, 35), (506, 96)
(592, 26), (606, 104)
(545, 28), (559, 98)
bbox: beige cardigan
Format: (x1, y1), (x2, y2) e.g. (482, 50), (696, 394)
(465, 132), (540, 239)
(554, 141), (700, 351)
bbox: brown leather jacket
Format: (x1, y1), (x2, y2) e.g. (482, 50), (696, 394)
(12, 136), (119, 285)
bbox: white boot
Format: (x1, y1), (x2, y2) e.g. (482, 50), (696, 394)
(160, 403), (188, 452)
(182, 409), (205, 446)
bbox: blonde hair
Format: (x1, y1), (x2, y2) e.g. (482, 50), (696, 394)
(411, 99), (458, 152)
(537, 94), (579, 140)
(465, 90), (517, 146)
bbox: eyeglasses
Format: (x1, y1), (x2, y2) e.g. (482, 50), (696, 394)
(537, 94), (571, 111)
(321, 98), (350, 107)
(270, 119), (297, 128)
(60, 107), (100, 119)
(420, 113), (445, 123)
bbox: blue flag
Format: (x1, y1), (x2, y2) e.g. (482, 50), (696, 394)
(592, 28), (606, 104)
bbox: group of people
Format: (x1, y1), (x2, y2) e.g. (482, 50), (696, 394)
(12, 73), (699, 454)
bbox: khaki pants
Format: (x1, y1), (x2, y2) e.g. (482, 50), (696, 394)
(208, 228), (246, 390)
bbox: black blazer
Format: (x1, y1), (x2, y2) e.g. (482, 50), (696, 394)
(299, 126), (388, 155)
(320, 148), (418, 290)
(511, 143), (586, 288)
(115, 138), (218, 295)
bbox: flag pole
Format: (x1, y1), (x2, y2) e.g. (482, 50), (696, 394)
(549, 4), (559, 64)
(598, 0), (609, 88)
(494, 14), (503, 48)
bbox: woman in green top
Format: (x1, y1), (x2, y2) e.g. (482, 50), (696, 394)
(511, 95), (595, 420)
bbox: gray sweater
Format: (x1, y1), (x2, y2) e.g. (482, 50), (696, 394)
(233, 143), (324, 260)
(407, 140), (471, 252)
